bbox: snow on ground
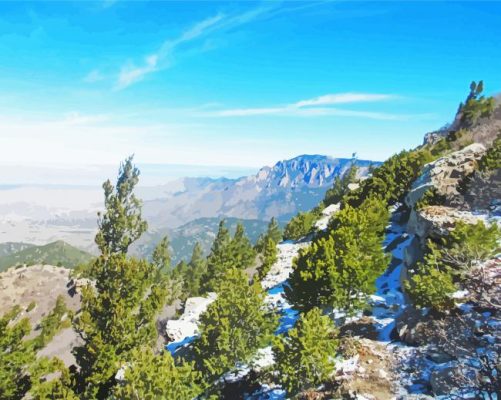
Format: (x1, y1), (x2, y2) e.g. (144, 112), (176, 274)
(372, 221), (414, 342)
(314, 203), (340, 231)
(165, 293), (217, 354)
(261, 241), (309, 290)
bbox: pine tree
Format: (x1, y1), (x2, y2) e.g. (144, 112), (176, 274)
(324, 163), (358, 206)
(172, 260), (189, 281)
(194, 268), (277, 383)
(72, 158), (168, 399)
(257, 237), (278, 280)
(203, 220), (232, 292)
(152, 235), (171, 275)
(230, 223), (256, 270)
(29, 357), (78, 400)
(286, 197), (390, 314)
(203, 221), (256, 291)
(185, 242), (207, 297)
(273, 307), (339, 396)
(405, 243), (457, 312)
(255, 217), (282, 252)
(0, 307), (34, 399)
(74, 255), (168, 399)
(112, 348), (202, 399)
(95, 156), (147, 256)
(283, 211), (318, 241)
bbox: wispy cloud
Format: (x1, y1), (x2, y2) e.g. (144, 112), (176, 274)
(116, 6), (274, 90)
(83, 69), (105, 83)
(294, 93), (393, 108)
(199, 92), (405, 120)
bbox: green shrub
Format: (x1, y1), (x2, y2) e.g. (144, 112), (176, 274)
(478, 135), (501, 172)
(344, 149), (433, 208)
(286, 197), (390, 314)
(31, 295), (71, 349)
(273, 307), (339, 396)
(0, 306), (33, 399)
(112, 348), (201, 399)
(194, 268), (277, 382)
(441, 220), (500, 273)
(405, 264), (456, 312)
(405, 220), (499, 311)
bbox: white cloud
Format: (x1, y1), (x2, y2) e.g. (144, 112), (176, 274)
(294, 93), (394, 107)
(115, 6), (274, 89)
(117, 55), (159, 89)
(199, 92), (403, 120)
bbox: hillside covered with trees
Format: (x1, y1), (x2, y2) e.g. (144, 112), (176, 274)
(1, 82), (500, 399)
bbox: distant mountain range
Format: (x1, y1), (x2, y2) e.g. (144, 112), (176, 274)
(0, 154), (379, 265)
(141, 155), (377, 229)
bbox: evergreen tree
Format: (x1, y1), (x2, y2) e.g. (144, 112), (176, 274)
(194, 268), (277, 383)
(478, 135), (501, 171)
(203, 221), (256, 291)
(324, 163), (358, 206)
(273, 307), (339, 396)
(344, 149), (433, 208)
(441, 220), (500, 273)
(185, 242), (207, 297)
(286, 197), (390, 314)
(283, 210), (318, 241)
(112, 348), (201, 399)
(405, 244), (457, 312)
(74, 255), (168, 399)
(229, 223), (256, 270)
(203, 220), (232, 292)
(29, 357), (78, 400)
(405, 220), (500, 311)
(0, 307), (33, 399)
(152, 235), (171, 275)
(73, 159), (168, 399)
(257, 237), (278, 280)
(255, 217), (282, 252)
(172, 260), (189, 281)
(95, 155), (147, 256)
(459, 80), (496, 126)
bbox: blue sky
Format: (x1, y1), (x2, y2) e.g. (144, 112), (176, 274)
(0, 1), (500, 182)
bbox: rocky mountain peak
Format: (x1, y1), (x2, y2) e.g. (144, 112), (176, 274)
(254, 154), (374, 189)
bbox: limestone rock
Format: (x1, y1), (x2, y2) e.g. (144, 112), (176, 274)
(405, 143), (486, 210)
(407, 205), (486, 242)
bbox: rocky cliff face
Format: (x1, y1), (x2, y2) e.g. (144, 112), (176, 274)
(142, 155), (377, 229)
(405, 143), (488, 242)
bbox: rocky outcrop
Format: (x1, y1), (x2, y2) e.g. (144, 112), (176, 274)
(407, 205), (487, 243)
(405, 144), (487, 243)
(406, 143), (486, 210)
